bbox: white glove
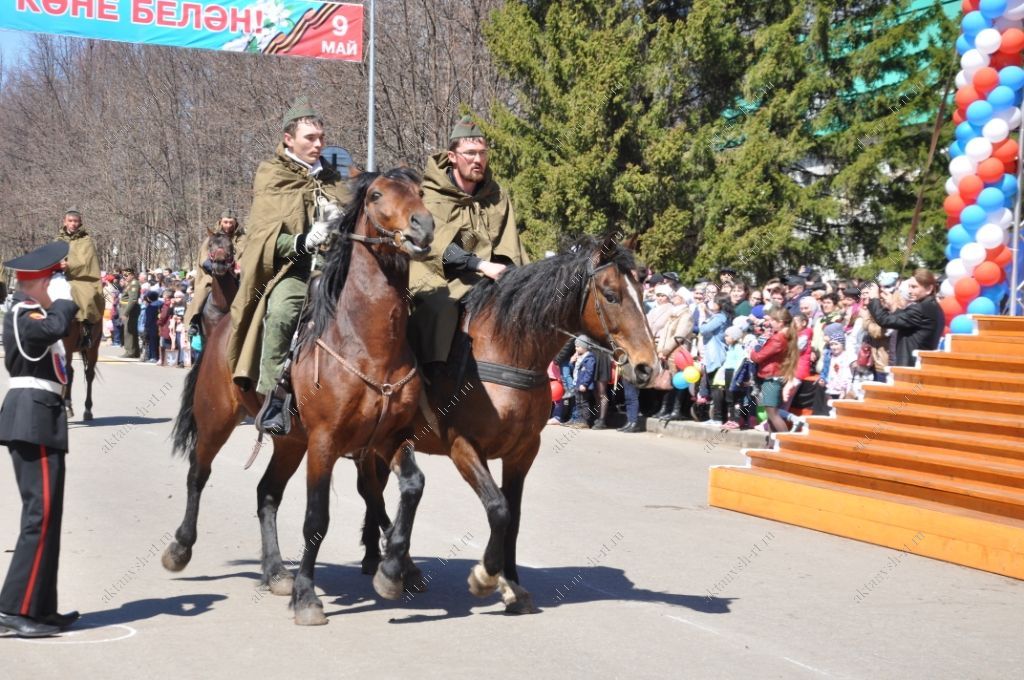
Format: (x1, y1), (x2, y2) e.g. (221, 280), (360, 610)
(304, 219), (331, 250)
(48, 273), (73, 301)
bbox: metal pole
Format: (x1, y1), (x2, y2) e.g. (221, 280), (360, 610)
(1011, 108), (1024, 316)
(365, 0), (376, 172)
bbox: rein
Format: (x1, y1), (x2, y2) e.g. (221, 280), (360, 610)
(343, 210), (408, 249)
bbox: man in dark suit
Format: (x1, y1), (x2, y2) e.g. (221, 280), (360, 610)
(0, 241), (80, 638)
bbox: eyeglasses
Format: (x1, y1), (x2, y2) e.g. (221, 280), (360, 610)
(456, 149), (489, 160)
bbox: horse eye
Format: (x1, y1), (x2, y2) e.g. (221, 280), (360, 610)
(604, 291), (619, 304)
(370, 191), (382, 201)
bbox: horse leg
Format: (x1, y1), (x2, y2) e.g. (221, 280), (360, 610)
(256, 436), (305, 595)
(448, 438), (510, 599)
(355, 453), (392, 576)
(290, 442), (332, 626)
(497, 449), (541, 615)
(82, 347), (97, 421)
(373, 442), (426, 601)
(64, 358), (75, 419)
(161, 422), (233, 571)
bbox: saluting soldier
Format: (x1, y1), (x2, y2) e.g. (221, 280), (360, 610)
(0, 242), (80, 638)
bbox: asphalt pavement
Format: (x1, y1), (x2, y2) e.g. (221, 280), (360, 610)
(0, 345), (1021, 679)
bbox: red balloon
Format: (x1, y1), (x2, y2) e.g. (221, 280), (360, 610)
(673, 347), (694, 371)
(993, 138), (1019, 164)
(550, 380), (564, 402)
(978, 157), (1006, 183)
(1005, 159), (1019, 175)
(991, 51), (1023, 69)
(944, 194), (966, 217)
(973, 261), (1004, 287)
(939, 296), (964, 320)
(946, 214), (959, 228)
(954, 277), (981, 304)
(973, 68), (1000, 95)
(953, 109), (966, 125)
(961, 0), (978, 11)
(988, 245), (1013, 267)
(1000, 29), (1024, 56)
(959, 175), (985, 203)
(955, 86), (980, 110)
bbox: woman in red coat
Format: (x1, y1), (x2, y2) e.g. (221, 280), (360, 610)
(749, 307), (800, 439)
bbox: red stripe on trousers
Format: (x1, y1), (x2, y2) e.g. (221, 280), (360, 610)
(20, 445), (51, 615)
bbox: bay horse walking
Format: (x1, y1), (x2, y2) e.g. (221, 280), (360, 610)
(163, 168), (434, 626)
(357, 237), (659, 613)
(61, 320), (100, 421)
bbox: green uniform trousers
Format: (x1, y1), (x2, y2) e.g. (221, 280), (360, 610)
(258, 275), (307, 395)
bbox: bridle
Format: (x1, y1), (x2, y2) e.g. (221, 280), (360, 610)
(343, 186), (415, 250)
(560, 260), (630, 367)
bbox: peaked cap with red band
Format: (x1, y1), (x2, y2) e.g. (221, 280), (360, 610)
(3, 241), (69, 282)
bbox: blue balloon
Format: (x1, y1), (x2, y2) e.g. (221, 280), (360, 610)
(962, 11), (991, 37)
(988, 85), (1018, 110)
(955, 121), (981, 145)
(967, 100), (994, 126)
(949, 141), (964, 158)
(1000, 173), (1019, 196)
(999, 66), (1024, 91)
(977, 186), (1006, 211)
(980, 0), (1008, 20)
(945, 243), (958, 260)
(949, 314), (976, 334)
(671, 371), (688, 390)
(960, 204), (988, 229)
(948, 224), (973, 248)
(967, 297), (997, 315)
(957, 34), (973, 56)
(981, 285), (1006, 304)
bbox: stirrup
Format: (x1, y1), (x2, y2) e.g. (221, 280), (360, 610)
(255, 389), (293, 436)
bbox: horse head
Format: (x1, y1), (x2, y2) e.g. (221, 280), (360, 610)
(204, 232), (236, 278)
(344, 167), (434, 260)
(577, 236), (659, 388)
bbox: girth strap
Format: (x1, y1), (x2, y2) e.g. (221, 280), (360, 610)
(473, 360), (549, 390)
(314, 339), (418, 449)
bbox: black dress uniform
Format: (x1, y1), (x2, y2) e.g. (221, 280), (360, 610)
(0, 241), (78, 638)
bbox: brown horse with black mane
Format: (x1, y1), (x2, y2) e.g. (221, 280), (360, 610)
(163, 168), (434, 626)
(356, 236), (659, 613)
(61, 321), (100, 421)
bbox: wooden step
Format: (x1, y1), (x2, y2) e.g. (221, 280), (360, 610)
(833, 399), (1024, 440)
(776, 431), (1024, 488)
(860, 382), (1024, 416)
(708, 465), (1024, 579)
(919, 350), (1024, 374)
(950, 335), (1024, 355)
(746, 448), (1024, 519)
(890, 365), (1024, 393)
(804, 414), (1024, 459)
(975, 315), (1024, 337)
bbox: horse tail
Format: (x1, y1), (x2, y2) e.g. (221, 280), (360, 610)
(171, 349), (203, 459)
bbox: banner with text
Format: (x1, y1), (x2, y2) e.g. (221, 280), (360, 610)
(0, 0), (363, 61)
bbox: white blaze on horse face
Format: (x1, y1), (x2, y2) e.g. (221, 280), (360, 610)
(624, 272), (654, 346)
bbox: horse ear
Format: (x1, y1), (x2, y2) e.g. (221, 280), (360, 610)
(348, 164), (363, 178)
(622, 233), (639, 251)
(593, 234), (619, 267)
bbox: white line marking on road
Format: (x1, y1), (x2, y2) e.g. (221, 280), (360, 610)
(664, 614), (720, 635)
(16, 624), (138, 645)
(783, 657), (832, 677)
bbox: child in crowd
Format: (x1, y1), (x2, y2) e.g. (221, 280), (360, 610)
(823, 332), (856, 401)
(714, 325), (748, 429)
(782, 312), (813, 403)
(749, 307), (800, 443)
(567, 337), (597, 428)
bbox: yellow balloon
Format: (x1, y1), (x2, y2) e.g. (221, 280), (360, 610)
(682, 365), (701, 384)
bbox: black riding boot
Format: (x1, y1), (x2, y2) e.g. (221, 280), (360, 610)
(668, 389), (687, 421)
(256, 363), (295, 436)
(80, 321), (93, 350)
(654, 391), (674, 419)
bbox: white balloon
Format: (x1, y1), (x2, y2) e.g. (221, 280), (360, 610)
(961, 49), (990, 78)
(988, 207), (1014, 227)
(993, 106), (1023, 130)
(946, 258), (969, 282)
(950, 155), (977, 182)
(965, 136), (994, 162)
(976, 29), (1003, 55)
(1009, 4), (1024, 21)
(940, 278), (956, 298)
(983, 118), (1010, 143)
(960, 242), (987, 268)
(946, 177), (960, 195)
(956, 70), (968, 89)
(995, 16), (1024, 31)
(976, 222), (1006, 249)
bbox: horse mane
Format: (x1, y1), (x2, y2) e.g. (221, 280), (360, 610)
(463, 236), (637, 362)
(302, 167), (422, 348)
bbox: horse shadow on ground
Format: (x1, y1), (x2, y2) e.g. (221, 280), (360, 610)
(177, 558), (734, 623)
(74, 594), (227, 629)
(69, 416), (172, 429)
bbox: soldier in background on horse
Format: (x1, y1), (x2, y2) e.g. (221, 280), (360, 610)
(55, 209), (104, 349)
(409, 114), (528, 369)
(226, 97), (351, 433)
(186, 208), (245, 336)
(0, 241), (80, 638)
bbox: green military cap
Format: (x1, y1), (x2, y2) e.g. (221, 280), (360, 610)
(64, 208), (82, 217)
(221, 208), (237, 219)
(282, 96), (319, 127)
(450, 114), (485, 142)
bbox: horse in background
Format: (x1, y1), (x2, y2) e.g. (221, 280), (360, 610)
(61, 319), (100, 421)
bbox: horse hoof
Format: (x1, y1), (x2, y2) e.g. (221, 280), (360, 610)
(161, 542), (192, 572)
(467, 563), (499, 598)
(361, 556), (380, 576)
(269, 573), (294, 596)
(83, 411), (93, 422)
(294, 604), (328, 626)
(404, 568), (429, 594)
(373, 568), (404, 601)
(499, 577), (539, 614)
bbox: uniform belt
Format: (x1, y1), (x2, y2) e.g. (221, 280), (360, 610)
(8, 377), (64, 396)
